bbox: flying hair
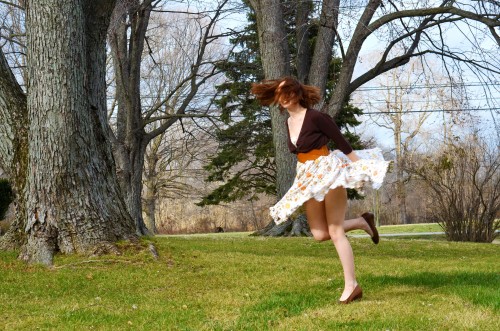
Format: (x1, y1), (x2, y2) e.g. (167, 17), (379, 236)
(250, 77), (321, 111)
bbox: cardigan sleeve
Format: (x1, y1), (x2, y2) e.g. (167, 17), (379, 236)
(312, 111), (353, 155)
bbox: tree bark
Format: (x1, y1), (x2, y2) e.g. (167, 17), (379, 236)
(308, 0), (340, 98)
(19, 0), (135, 265)
(0, 48), (28, 250)
(295, 0), (311, 83)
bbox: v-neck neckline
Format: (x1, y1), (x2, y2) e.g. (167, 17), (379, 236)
(287, 108), (308, 147)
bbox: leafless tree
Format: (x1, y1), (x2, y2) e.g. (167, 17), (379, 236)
(357, 58), (470, 224)
(107, 0), (234, 234)
(143, 121), (215, 233)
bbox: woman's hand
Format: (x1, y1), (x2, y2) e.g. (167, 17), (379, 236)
(346, 151), (360, 163)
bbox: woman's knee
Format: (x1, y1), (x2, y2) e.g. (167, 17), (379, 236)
(311, 230), (330, 242)
(328, 226), (345, 242)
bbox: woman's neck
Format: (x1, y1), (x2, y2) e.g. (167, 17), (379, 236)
(286, 105), (307, 118)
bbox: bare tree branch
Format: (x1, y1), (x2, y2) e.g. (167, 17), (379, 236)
(0, 0), (24, 10)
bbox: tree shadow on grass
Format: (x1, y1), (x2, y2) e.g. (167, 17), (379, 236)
(369, 271), (500, 310)
(235, 289), (329, 329)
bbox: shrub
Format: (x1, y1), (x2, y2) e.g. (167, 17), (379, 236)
(407, 135), (499, 242)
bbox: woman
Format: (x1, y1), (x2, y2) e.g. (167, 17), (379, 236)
(251, 77), (389, 304)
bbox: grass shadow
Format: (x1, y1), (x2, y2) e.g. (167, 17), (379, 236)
(370, 271), (500, 310)
(236, 271), (499, 329)
(235, 289), (329, 329)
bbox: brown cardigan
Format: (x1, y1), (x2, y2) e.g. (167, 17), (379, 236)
(285, 108), (353, 155)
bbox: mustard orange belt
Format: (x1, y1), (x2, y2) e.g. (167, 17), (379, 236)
(297, 145), (329, 163)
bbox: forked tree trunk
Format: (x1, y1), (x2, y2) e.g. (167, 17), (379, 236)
(19, 0), (135, 265)
(109, 2), (151, 235)
(249, 0), (384, 236)
(112, 132), (150, 236)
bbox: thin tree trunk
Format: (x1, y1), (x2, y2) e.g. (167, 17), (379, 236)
(128, 143), (150, 235)
(394, 109), (407, 224)
(143, 136), (161, 234)
(143, 181), (157, 234)
(20, 0), (135, 265)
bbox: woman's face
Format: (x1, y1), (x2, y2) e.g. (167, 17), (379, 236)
(278, 93), (297, 109)
(276, 81), (299, 109)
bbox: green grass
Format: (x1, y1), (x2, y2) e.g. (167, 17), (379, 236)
(378, 223), (443, 233)
(1, 234), (499, 330)
(349, 222), (443, 235)
(165, 223), (444, 238)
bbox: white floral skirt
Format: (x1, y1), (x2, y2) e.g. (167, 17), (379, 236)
(270, 148), (390, 224)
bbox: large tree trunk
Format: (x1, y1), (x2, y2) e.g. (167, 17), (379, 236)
(249, 0), (304, 236)
(19, 0), (136, 265)
(252, 0), (295, 199)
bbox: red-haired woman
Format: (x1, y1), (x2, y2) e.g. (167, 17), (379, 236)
(251, 77), (389, 304)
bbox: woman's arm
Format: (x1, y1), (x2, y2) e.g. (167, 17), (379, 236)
(346, 151), (360, 162)
(313, 112), (353, 155)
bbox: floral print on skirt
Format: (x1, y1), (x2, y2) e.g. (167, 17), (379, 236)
(270, 148), (390, 224)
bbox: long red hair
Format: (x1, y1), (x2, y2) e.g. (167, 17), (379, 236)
(250, 77), (321, 111)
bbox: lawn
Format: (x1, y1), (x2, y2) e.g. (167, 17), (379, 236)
(348, 222), (443, 236)
(1, 232), (499, 330)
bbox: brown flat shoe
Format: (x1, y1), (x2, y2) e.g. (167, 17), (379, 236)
(339, 285), (363, 304)
(362, 212), (379, 244)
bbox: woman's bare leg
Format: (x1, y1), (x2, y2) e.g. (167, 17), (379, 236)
(305, 199), (373, 240)
(344, 217), (373, 236)
(304, 198), (330, 241)
(324, 187), (358, 301)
